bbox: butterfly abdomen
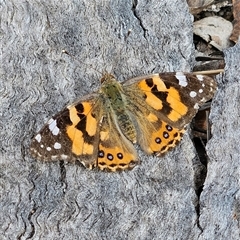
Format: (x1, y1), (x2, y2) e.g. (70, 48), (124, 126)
(100, 75), (138, 143)
(116, 113), (137, 143)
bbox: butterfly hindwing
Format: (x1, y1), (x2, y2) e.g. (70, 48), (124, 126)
(97, 111), (138, 171)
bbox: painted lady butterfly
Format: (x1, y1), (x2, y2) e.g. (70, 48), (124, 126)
(30, 72), (216, 171)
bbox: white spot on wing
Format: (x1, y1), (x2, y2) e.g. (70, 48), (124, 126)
(48, 118), (60, 136)
(35, 134), (42, 143)
(199, 89), (203, 93)
(175, 72), (188, 87)
(48, 118), (54, 124)
(196, 75), (204, 81)
(51, 155), (58, 160)
(54, 142), (62, 149)
(52, 128), (60, 135)
(37, 152), (43, 157)
(46, 147), (51, 151)
(194, 103), (199, 109)
(61, 154), (68, 160)
(190, 91), (197, 98)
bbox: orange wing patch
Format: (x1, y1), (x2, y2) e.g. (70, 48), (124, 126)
(166, 87), (188, 122)
(66, 102), (98, 156)
(97, 144), (137, 171)
(97, 116), (138, 171)
(137, 76), (188, 122)
(149, 121), (185, 154)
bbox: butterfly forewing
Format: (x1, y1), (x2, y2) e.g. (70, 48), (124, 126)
(30, 94), (103, 169)
(124, 72), (216, 127)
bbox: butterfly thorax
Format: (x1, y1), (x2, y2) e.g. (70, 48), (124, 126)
(100, 73), (137, 143)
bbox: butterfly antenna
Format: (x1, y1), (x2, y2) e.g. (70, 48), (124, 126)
(62, 49), (102, 75)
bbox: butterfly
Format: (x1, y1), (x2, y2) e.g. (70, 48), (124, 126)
(30, 72), (216, 171)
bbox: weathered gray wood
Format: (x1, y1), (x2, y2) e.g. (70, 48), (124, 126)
(198, 42), (240, 239)
(1, 0), (239, 239)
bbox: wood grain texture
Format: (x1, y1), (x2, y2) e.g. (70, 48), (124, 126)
(1, 0), (239, 239)
(198, 41), (240, 239)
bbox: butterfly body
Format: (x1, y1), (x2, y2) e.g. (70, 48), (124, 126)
(100, 73), (137, 143)
(30, 72), (216, 171)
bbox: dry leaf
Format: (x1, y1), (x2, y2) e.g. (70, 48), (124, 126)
(187, 0), (215, 14)
(230, 0), (240, 43)
(194, 16), (233, 50)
